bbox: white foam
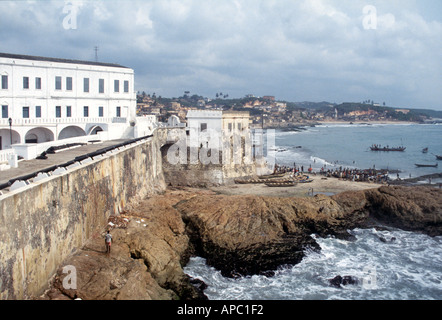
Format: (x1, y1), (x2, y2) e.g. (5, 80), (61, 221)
(184, 228), (442, 300)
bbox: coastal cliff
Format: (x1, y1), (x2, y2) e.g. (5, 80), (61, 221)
(43, 185), (442, 300)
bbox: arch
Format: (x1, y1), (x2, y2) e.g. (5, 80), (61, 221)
(25, 133), (38, 144)
(87, 125), (104, 136)
(25, 127), (55, 144)
(58, 126), (86, 140)
(0, 129), (21, 150)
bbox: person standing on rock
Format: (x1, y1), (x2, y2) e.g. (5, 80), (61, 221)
(105, 230), (112, 254)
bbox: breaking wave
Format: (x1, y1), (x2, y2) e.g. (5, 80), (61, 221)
(184, 228), (442, 300)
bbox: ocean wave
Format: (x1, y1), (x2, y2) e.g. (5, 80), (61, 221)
(184, 228), (442, 300)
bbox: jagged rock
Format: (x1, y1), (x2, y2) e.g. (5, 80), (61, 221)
(176, 194), (364, 277)
(49, 246), (175, 300)
(331, 186), (442, 236)
(42, 186), (442, 300)
(364, 186), (442, 236)
(329, 275), (359, 288)
(44, 190), (206, 300)
(188, 278), (208, 300)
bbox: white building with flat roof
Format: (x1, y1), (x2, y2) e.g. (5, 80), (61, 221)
(0, 52), (150, 157)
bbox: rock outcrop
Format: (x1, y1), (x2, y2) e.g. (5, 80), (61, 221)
(364, 186), (442, 236)
(43, 185), (442, 300)
(328, 275), (359, 288)
(177, 193), (366, 277)
(333, 186), (442, 236)
(43, 190), (208, 300)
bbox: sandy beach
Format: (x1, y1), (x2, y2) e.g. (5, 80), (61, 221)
(210, 174), (381, 198)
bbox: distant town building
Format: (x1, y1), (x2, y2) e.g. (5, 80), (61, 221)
(395, 109), (410, 114)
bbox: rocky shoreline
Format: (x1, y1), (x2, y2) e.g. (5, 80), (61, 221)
(42, 185), (442, 300)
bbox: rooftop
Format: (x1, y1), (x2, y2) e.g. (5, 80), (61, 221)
(0, 52), (130, 69)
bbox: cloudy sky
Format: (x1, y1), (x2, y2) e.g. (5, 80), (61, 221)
(0, 0), (441, 110)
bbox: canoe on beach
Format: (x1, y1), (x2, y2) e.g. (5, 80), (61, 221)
(265, 181), (298, 187)
(258, 174), (286, 179)
(298, 179), (314, 183)
(235, 174), (311, 185)
(235, 178), (294, 184)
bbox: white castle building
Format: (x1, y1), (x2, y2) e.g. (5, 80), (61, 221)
(0, 52), (156, 161)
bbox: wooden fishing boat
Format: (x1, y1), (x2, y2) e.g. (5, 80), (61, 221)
(258, 173), (285, 179)
(265, 181), (298, 187)
(298, 179), (314, 183)
(234, 179), (262, 184)
(415, 163), (438, 168)
(422, 147), (428, 153)
(235, 178), (294, 184)
(436, 155), (442, 160)
(370, 145), (406, 152)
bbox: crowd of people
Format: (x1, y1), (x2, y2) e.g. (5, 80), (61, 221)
(273, 163), (315, 175)
(273, 163), (391, 184)
(319, 167), (390, 183)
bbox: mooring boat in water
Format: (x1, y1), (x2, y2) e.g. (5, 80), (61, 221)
(415, 163), (438, 168)
(422, 147), (428, 153)
(370, 144), (406, 152)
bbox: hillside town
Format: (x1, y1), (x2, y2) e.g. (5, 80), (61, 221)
(137, 92), (442, 129)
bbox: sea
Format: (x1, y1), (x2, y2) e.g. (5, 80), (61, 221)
(270, 123), (442, 182)
(184, 123), (442, 300)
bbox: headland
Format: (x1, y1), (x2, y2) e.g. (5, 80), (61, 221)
(41, 177), (441, 300)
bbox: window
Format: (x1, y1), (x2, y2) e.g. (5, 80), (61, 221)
(35, 77), (41, 90)
(237, 123), (242, 131)
(200, 123), (207, 132)
(228, 123), (233, 132)
(84, 78), (89, 92)
(83, 106), (89, 117)
(66, 106), (72, 117)
(99, 106), (104, 117)
(114, 80), (119, 92)
(35, 106), (41, 118)
(1, 75), (7, 89)
(116, 106), (121, 117)
(66, 77), (73, 91)
(55, 76), (62, 90)
(23, 77), (29, 89)
(124, 80), (129, 93)
(22, 106), (30, 118)
(99, 79), (104, 93)
(1, 105), (8, 118)
(56, 106), (61, 118)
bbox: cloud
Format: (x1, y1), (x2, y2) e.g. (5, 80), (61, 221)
(0, 0), (440, 109)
